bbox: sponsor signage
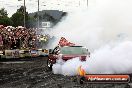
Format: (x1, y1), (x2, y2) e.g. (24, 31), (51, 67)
(84, 74), (130, 83)
(42, 22), (51, 28)
(5, 50), (19, 58)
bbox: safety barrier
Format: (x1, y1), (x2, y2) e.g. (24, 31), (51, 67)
(0, 49), (49, 59)
(0, 51), (4, 59)
(19, 50), (31, 58)
(5, 49), (19, 59)
(31, 49), (39, 57)
(37, 49), (49, 57)
(0, 51), (3, 55)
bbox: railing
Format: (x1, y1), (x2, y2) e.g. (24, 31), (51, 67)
(0, 49), (49, 59)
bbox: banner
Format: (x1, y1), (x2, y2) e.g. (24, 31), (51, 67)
(84, 74), (130, 83)
(38, 49), (49, 56)
(5, 50), (13, 58)
(5, 50), (19, 58)
(31, 50), (38, 57)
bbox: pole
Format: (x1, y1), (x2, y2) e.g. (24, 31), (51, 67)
(24, 0), (26, 28)
(87, 0), (88, 7)
(38, 0), (39, 30)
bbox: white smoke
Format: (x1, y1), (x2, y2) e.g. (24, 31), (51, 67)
(51, 0), (132, 75)
(53, 41), (132, 75)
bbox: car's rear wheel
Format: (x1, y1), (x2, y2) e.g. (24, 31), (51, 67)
(47, 59), (53, 71)
(77, 76), (85, 84)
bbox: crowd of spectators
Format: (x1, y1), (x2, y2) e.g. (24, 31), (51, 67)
(0, 25), (49, 50)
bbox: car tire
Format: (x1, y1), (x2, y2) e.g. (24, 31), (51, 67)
(77, 76), (85, 84)
(47, 59), (53, 71)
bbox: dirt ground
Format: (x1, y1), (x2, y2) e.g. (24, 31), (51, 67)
(0, 57), (131, 88)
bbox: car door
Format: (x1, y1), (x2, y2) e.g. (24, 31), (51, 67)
(48, 46), (59, 60)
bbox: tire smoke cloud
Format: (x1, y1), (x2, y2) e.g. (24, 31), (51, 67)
(51, 0), (132, 75)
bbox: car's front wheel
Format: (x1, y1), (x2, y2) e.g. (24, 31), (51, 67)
(47, 59), (53, 71)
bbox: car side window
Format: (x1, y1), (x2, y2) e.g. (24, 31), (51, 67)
(53, 46), (60, 54)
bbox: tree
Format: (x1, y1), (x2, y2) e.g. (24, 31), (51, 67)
(0, 8), (8, 17)
(11, 6), (29, 27)
(11, 12), (24, 27)
(34, 13), (38, 20)
(0, 8), (13, 26)
(0, 17), (13, 26)
(17, 6), (25, 13)
(26, 16), (36, 28)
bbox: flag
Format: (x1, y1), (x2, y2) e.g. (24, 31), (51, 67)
(58, 37), (75, 47)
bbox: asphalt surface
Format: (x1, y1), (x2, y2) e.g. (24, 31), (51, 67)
(0, 57), (131, 88)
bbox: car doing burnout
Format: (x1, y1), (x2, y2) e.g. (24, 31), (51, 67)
(47, 46), (90, 70)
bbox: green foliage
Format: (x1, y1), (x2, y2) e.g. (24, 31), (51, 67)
(33, 13), (38, 20)
(0, 8), (13, 26)
(17, 6), (25, 13)
(26, 16), (36, 28)
(11, 12), (24, 27)
(0, 8), (8, 17)
(11, 6), (29, 27)
(0, 17), (13, 26)
(0, 7), (67, 28)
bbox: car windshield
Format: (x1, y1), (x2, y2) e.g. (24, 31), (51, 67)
(60, 47), (88, 55)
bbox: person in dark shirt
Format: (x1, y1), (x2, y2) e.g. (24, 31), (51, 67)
(0, 34), (3, 50)
(15, 37), (20, 49)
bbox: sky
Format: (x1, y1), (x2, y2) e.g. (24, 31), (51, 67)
(0, 0), (96, 17)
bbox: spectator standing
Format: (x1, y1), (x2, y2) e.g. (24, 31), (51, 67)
(0, 34), (3, 50)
